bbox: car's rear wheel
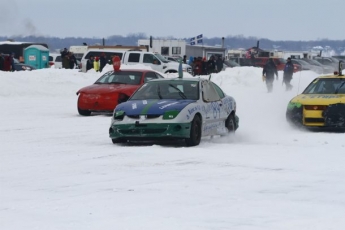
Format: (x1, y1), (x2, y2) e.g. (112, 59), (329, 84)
(78, 108), (91, 116)
(225, 114), (236, 133)
(185, 115), (202, 147)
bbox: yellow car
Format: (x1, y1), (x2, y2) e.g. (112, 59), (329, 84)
(286, 61), (345, 130)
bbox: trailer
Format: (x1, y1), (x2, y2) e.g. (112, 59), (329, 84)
(0, 41), (48, 62)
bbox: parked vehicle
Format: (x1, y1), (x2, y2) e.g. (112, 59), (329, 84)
(80, 49), (192, 74)
(223, 60), (240, 68)
(76, 67), (164, 116)
(109, 77), (239, 146)
(301, 58), (334, 74)
(291, 59), (323, 74)
(164, 56), (182, 62)
(13, 58), (36, 71)
(49, 53), (62, 68)
(313, 57), (343, 71)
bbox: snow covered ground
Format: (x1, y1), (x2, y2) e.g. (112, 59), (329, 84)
(1, 65), (344, 230)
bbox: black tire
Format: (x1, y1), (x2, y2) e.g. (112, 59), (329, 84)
(225, 114), (236, 133)
(112, 138), (127, 144)
(185, 115), (202, 146)
(78, 108), (91, 116)
(77, 96), (91, 116)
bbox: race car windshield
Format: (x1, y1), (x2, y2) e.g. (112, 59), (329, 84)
(95, 71), (142, 85)
(130, 81), (199, 100)
(303, 78), (345, 94)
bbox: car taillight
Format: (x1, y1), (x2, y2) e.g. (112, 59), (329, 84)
(49, 61), (54, 66)
(304, 105), (327, 110)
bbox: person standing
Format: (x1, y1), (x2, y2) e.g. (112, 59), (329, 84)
(69, 52), (78, 69)
(262, 58), (278, 93)
(99, 53), (107, 72)
(9, 53), (16, 71)
(207, 56), (216, 73)
(0, 53), (4, 71)
(182, 55), (187, 64)
(215, 56), (223, 73)
(283, 57), (294, 91)
(93, 57), (100, 72)
(62, 52), (70, 69)
(86, 56), (94, 71)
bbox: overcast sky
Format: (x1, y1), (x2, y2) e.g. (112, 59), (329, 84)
(1, 0), (344, 41)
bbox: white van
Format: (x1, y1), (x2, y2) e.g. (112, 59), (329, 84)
(80, 49), (192, 74)
(49, 53), (62, 69)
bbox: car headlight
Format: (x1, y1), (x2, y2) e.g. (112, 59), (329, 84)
(287, 101), (302, 110)
(114, 110), (125, 120)
(163, 110), (180, 120)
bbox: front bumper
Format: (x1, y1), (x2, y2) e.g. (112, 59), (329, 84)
(109, 122), (191, 140)
(286, 103), (345, 128)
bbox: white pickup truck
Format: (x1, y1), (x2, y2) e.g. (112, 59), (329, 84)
(80, 49), (192, 74)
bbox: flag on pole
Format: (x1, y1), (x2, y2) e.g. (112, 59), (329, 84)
(190, 34), (203, 45)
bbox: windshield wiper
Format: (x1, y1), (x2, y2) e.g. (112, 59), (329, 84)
(110, 81), (127, 84)
(335, 81), (345, 94)
(169, 84), (187, 99)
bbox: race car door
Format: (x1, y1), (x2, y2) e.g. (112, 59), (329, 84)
(201, 81), (228, 136)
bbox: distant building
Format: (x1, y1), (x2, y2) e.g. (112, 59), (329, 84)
(138, 39), (226, 60)
(138, 39), (186, 57)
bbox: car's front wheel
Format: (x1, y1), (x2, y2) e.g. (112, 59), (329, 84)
(78, 108), (91, 116)
(185, 115), (202, 147)
(112, 138), (127, 144)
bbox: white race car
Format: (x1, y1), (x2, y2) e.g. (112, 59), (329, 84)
(109, 77), (239, 146)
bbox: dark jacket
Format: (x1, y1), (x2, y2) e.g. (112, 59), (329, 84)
(284, 61), (294, 75)
(86, 59), (94, 71)
(263, 60), (278, 79)
(0, 56), (4, 70)
(69, 55), (78, 69)
(208, 59), (215, 71)
(99, 56), (107, 72)
(216, 58), (223, 72)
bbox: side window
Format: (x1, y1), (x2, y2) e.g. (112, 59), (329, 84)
(144, 72), (159, 83)
(55, 56), (62, 62)
(49, 56), (53, 61)
(202, 81), (221, 102)
(211, 82), (225, 98)
(143, 54), (154, 63)
(128, 53), (140, 63)
(323, 59), (331, 64)
(84, 52), (97, 59)
(152, 55), (161, 65)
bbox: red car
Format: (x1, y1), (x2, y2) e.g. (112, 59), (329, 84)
(76, 69), (164, 116)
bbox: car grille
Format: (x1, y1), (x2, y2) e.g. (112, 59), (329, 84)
(305, 118), (324, 123)
(119, 128), (167, 135)
(127, 114), (161, 119)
